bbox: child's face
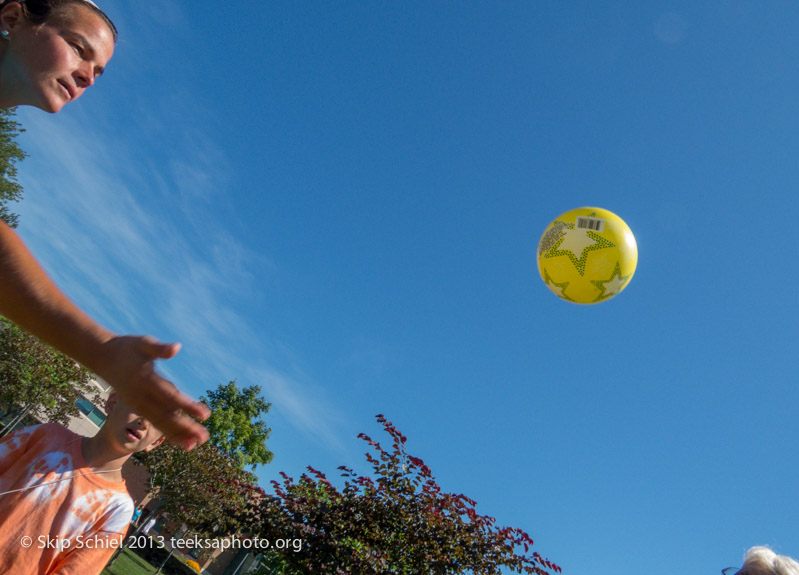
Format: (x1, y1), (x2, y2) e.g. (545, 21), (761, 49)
(105, 394), (165, 453)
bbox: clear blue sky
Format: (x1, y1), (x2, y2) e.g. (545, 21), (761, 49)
(13, 2), (799, 573)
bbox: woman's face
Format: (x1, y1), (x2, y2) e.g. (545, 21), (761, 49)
(1, 3), (115, 112)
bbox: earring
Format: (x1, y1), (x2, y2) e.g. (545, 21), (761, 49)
(1, 30), (8, 38)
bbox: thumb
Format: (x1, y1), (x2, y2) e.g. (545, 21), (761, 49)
(139, 337), (181, 359)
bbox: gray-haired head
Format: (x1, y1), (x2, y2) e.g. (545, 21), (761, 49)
(734, 547), (799, 575)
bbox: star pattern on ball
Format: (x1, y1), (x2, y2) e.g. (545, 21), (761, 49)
(541, 268), (574, 302)
(544, 226), (616, 276)
(591, 261), (632, 302)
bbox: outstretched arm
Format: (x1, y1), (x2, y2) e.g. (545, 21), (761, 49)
(0, 221), (209, 449)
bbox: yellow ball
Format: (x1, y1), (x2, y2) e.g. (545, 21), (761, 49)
(537, 207), (637, 304)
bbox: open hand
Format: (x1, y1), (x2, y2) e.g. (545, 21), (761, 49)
(94, 335), (210, 450)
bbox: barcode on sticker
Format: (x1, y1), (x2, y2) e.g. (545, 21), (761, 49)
(576, 216), (605, 233)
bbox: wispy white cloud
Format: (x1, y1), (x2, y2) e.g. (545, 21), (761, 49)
(13, 107), (342, 449)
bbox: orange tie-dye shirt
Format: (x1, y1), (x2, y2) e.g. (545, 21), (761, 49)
(0, 423), (134, 575)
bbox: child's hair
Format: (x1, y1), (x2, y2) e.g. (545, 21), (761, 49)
(2, 0), (117, 41)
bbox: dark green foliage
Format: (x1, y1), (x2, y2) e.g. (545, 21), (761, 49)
(0, 108), (27, 229)
(133, 441), (257, 539)
(0, 317), (96, 434)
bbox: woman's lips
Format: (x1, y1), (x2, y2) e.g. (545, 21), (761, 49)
(57, 80), (74, 101)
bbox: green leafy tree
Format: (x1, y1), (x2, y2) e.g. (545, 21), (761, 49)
(120, 381), (271, 564)
(134, 441), (257, 537)
(107, 442), (259, 568)
(0, 317), (96, 435)
(244, 415), (561, 575)
(0, 108), (27, 229)
(201, 380), (273, 469)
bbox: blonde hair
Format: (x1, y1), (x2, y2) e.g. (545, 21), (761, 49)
(740, 547), (799, 575)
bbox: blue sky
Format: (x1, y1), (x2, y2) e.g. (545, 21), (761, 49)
(12, 2), (799, 573)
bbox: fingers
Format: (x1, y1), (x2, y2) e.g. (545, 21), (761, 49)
(100, 335), (210, 451)
(165, 416), (210, 451)
(152, 378), (211, 449)
(165, 385), (211, 422)
(143, 389), (210, 450)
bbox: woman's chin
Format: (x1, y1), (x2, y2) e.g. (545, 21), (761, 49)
(35, 90), (68, 113)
